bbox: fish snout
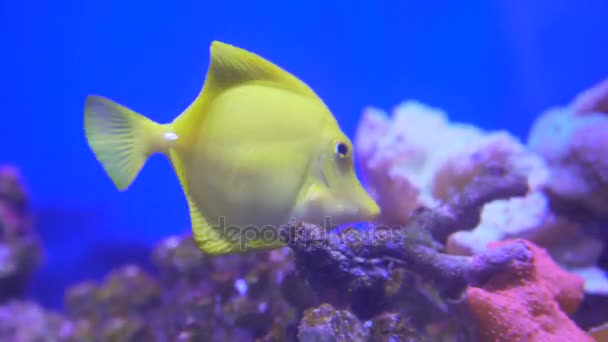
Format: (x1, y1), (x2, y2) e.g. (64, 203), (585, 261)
(340, 190), (380, 224)
(358, 195), (380, 222)
(324, 196), (380, 228)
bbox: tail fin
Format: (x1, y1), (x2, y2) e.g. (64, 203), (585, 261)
(84, 95), (174, 191)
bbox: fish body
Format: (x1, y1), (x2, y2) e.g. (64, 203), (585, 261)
(84, 41), (379, 255)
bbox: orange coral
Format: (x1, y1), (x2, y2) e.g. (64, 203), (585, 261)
(466, 239), (592, 342)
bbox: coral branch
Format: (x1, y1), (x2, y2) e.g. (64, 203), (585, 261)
(414, 164), (529, 244)
(281, 165), (530, 320)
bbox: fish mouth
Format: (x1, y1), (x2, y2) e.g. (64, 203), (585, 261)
(350, 185), (381, 223)
(330, 199), (380, 227)
(365, 201), (381, 221)
(355, 200), (380, 223)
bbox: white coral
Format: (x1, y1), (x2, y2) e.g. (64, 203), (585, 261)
(433, 132), (548, 201)
(355, 101), (484, 223)
(445, 192), (585, 258)
(528, 107), (608, 215)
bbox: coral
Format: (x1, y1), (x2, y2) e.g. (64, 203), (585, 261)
(297, 303), (368, 342)
(356, 94), (608, 301)
(524, 79), (608, 299)
(528, 106), (608, 216)
(283, 164), (530, 327)
(297, 305), (423, 342)
(432, 131), (548, 201)
(355, 102), (485, 224)
(446, 192), (586, 258)
(0, 166), (43, 302)
(353, 87), (608, 336)
(354, 101), (545, 226)
(367, 312), (420, 342)
(527, 77), (608, 219)
(0, 300), (73, 341)
(62, 237), (301, 341)
(466, 239), (591, 341)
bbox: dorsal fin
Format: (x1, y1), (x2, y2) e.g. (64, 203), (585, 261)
(203, 40), (319, 99)
(172, 41), (319, 143)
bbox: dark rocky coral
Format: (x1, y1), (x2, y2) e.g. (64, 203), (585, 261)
(297, 304), (428, 342)
(298, 303), (368, 342)
(368, 312), (419, 342)
(283, 165), (530, 325)
(61, 238), (301, 341)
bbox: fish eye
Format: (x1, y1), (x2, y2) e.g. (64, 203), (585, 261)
(335, 142), (349, 158)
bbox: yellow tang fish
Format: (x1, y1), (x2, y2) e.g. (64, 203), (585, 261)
(84, 40), (380, 255)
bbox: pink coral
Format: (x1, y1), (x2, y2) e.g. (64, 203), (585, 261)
(466, 239), (591, 341)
